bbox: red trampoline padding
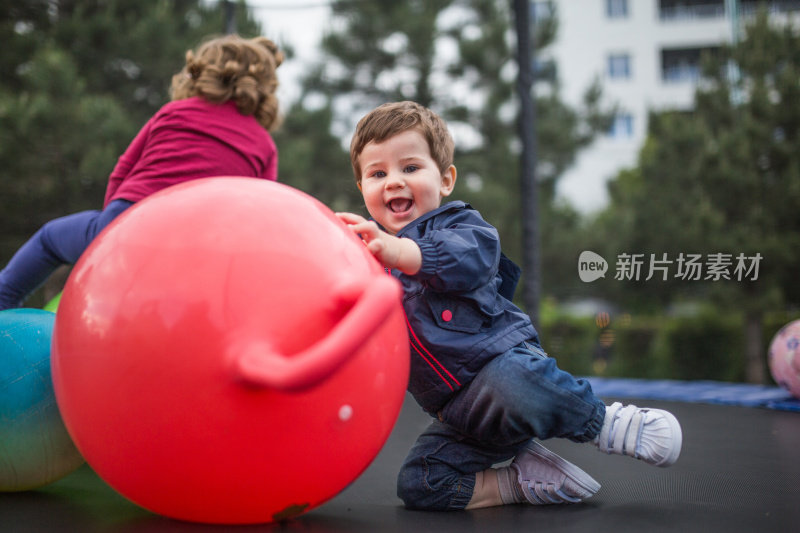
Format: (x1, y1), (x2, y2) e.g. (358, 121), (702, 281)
(51, 177), (409, 524)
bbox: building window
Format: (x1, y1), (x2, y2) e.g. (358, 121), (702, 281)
(740, 0), (800, 16)
(659, 0), (725, 21)
(609, 113), (634, 138)
(607, 53), (631, 79)
(661, 46), (717, 83)
(606, 0), (629, 18)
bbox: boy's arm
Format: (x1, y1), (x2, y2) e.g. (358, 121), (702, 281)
(336, 212), (421, 275)
(412, 212), (501, 292)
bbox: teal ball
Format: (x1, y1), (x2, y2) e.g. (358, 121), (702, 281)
(1, 308), (83, 491)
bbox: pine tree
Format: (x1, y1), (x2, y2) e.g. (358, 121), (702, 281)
(594, 9), (800, 382)
(277, 0), (612, 306)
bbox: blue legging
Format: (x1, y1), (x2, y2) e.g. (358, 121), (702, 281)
(0, 199), (134, 310)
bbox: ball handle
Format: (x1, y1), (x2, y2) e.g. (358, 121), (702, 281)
(231, 274), (402, 391)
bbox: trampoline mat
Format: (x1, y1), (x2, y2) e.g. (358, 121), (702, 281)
(2, 395), (799, 533)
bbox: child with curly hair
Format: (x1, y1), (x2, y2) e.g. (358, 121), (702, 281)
(0, 34), (283, 310)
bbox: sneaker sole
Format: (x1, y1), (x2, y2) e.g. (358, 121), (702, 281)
(649, 408), (682, 467)
(524, 441), (601, 495)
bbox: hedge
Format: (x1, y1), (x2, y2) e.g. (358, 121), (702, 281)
(539, 307), (800, 384)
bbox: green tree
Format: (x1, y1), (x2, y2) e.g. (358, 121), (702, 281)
(272, 104), (362, 212)
(592, 10), (800, 382)
(278, 0), (612, 308)
(0, 45), (134, 231)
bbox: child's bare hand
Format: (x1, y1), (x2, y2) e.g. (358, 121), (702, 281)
(336, 212), (383, 251)
(335, 212), (398, 264)
(336, 212), (422, 274)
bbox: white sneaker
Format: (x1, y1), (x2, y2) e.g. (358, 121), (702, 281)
(510, 441), (601, 504)
(595, 402), (682, 467)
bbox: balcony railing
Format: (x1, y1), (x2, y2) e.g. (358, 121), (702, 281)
(739, 0), (800, 16)
(659, 0), (800, 21)
(662, 65), (702, 83)
(660, 2), (726, 21)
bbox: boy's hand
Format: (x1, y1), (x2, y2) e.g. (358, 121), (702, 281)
(336, 212), (422, 275)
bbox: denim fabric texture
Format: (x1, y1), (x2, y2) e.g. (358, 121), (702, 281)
(397, 342), (606, 510)
(0, 199), (133, 309)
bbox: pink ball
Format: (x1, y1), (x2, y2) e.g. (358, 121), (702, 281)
(768, 319), (800, 398)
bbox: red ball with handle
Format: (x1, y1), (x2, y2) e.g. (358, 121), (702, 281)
(52, 178), (409, 524)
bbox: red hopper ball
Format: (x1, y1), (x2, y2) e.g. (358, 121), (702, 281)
(51, 178), (409, 524)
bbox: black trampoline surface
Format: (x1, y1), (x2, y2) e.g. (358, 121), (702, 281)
(2, 394), (799, 533)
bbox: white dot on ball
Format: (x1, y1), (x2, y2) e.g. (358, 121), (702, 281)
(338, 404), (353, 421)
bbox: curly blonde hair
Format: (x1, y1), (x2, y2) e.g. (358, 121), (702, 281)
(170, 34), (284, 130)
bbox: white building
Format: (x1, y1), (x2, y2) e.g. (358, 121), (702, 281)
(544, 0), (799, 213)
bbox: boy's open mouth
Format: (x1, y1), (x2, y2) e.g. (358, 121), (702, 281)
(388, 198), (413, 213)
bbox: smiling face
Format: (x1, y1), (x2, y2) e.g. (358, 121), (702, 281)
(357, 129), (456, 235)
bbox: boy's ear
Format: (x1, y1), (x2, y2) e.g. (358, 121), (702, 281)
(440, 165), (457, 197)
(357, 181), (363, 192)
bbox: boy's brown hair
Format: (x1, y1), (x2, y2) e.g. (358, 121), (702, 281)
(170, 34), (284, 130)
(350, 101), (455, 184)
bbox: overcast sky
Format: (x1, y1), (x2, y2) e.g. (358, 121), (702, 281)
(249, 0), (332, 105)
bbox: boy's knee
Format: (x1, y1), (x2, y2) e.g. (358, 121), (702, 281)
(396, 459), (473, 511)
(396, 465), (422, 508)
(397, 461), (438, 509)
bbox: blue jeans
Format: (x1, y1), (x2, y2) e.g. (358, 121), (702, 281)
(0, 199), (133, 310)
(396, 342), (606, 510)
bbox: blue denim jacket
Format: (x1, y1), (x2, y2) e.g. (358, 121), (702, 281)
(392, 201), (538, 413)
